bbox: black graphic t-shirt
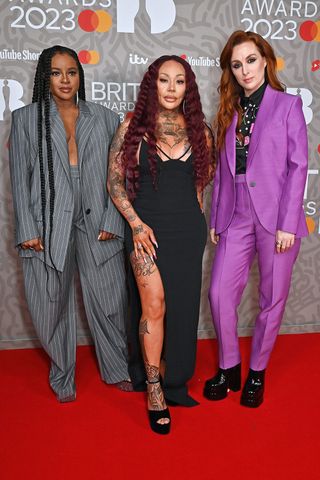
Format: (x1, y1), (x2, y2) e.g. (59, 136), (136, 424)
(235, 81), (267, 174)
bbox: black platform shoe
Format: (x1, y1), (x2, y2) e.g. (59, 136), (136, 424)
(147, 380), (171, 435)
(203, 363), (241, 401)
(240, 369), (265, 408)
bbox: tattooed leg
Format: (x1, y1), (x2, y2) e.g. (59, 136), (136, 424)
(139, 319), (150, 336)
(130, 252), (165, 370)
(130, 252), (168, 423)
(146, 363), (169, 424)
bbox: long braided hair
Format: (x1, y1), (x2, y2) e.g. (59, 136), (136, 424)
(32, 45), (85, 269)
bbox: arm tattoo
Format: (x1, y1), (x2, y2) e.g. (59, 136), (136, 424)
(107, 122), (138, 224)
(139, 319), (150, 335)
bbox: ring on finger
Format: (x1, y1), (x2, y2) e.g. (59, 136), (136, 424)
(137, 243), (142, 250)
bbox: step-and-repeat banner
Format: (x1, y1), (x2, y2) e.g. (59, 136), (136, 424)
(1, 0), (319, 349)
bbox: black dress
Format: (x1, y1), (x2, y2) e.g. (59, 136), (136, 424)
(125, 140), (207, 406)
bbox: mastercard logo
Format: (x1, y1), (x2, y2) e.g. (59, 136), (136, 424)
(299, 20), (320, 42)
(78, 50), (100, 65)
(78, 10), (112, 33)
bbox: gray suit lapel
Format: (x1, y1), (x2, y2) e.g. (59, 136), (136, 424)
(76, 100), (94, 170)
(50, 99), (71, 183)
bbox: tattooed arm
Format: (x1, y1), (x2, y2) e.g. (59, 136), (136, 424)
(107, 120), (158, 260)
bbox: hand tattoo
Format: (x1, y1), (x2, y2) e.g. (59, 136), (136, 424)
(133, 224), (144, 236)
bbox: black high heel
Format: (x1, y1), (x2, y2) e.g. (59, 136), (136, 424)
(147, 380), (171, 435)
(203, 363), (241, 401)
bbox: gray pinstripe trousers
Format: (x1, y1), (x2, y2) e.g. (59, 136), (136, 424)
(22, 221), (129, 401)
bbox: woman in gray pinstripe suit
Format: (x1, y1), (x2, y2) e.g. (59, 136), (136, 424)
(9, 46), (131, 402)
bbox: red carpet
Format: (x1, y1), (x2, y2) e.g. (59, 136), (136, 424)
(1, 334), (319, 480)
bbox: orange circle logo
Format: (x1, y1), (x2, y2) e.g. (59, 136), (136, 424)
(78, 10), (112, 33)
(78, 50), (100, 65)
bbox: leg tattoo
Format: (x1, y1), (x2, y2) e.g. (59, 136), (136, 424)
(146, 363), (160, 383)
(147, 381), (166, 411)
(146, 363), (165, 412)
(139, 319), (150, 336)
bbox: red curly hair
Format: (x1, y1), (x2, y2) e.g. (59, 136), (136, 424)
(215, 30), (284, 150)
(120, 55), (214, 199)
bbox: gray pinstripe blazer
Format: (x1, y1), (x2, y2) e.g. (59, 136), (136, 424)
(9, 99), (124, 272)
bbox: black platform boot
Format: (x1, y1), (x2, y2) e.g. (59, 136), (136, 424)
(203, 363), (241, 401)
(240, 368), (265, 408)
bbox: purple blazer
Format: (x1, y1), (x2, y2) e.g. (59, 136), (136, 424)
(210, 85), (308, 238)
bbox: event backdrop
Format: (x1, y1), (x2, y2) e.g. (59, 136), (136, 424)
(0, 0), (319, 349)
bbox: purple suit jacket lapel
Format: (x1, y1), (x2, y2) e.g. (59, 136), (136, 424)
(246, 84), (277, 169)
(225, 85), (278, 175)
(225, 113), (238, 176)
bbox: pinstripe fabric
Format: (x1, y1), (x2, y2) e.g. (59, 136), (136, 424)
(9, 99), (124, 272)
(22, 236), (129, 399)
(10, 99), (129, 399)
(22, 240), (77, 400)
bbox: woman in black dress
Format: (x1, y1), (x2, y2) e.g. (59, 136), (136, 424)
(108, 55), (214, 434)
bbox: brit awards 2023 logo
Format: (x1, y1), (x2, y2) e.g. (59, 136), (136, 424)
(240, 0), (318, 40)
(8, 0), (177, 35)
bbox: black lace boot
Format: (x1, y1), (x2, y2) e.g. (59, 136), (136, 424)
(240, 368), (265, 408)
(203, 363), (241, 401)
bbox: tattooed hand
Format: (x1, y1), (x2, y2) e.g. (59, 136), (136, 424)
(132, 221), (158, 262)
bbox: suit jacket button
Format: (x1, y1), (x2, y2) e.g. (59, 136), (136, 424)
(249, 181), (256, 187)
(85, 208), (91, 215)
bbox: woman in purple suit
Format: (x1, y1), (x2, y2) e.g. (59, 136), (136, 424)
(204, 31), (308, 407)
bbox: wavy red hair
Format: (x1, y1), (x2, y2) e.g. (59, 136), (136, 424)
(215, 30), (284, 150)
(120, 55), (214, 199)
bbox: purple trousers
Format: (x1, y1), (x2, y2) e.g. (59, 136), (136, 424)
(209, 175), (300, 371)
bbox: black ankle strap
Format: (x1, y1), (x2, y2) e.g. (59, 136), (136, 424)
(146, 379), (160, 385)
